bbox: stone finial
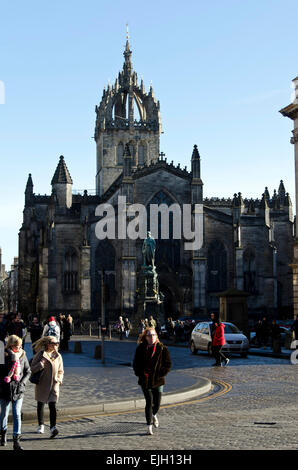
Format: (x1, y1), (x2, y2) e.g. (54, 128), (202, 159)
(192, 144), (200, 160)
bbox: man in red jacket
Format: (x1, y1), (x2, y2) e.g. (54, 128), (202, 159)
(212, 321), (229, 367)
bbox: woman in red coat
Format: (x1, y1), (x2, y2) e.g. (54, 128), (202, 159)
(212, 321), (229, 367)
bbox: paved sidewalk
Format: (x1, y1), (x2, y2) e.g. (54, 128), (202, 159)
(19, 337), (211, 423)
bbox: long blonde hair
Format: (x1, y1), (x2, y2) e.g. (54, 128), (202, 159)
(32, 336), (58, 352)
(137, 327), (160, 345)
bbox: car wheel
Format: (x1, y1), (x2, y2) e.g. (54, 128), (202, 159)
(207, 343), (213, 357)
(190, 341), (198, 355)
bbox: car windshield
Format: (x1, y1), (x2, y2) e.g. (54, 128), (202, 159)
(223, 323), (241, 334)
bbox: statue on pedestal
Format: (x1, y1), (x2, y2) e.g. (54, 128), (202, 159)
(142, 231), (156, 269)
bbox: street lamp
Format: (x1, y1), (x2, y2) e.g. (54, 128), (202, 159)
(100, 269), (106, 364)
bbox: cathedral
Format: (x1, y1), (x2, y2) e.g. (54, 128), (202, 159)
(18, 38), (294, 323)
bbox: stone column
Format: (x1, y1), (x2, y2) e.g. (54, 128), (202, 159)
(280, 77), (298, 318)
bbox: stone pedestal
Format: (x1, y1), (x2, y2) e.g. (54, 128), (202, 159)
(135, 265), (163, 333)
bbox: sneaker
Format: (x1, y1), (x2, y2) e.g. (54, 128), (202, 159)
(37, 425), (44, 434)
(152, 415), (159, 428)
(147, 425), (153, 435)
(50, 427), (59, 439)
(224, 358), (230, 367)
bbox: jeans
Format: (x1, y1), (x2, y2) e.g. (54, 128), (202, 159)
(0, 398), (23, 435)
(212, 345), (227, 365)
(141, 387), (163, 425)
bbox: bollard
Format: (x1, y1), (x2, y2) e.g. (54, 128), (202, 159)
(74, 341), (82, 354)
(94, 345), (101, 359)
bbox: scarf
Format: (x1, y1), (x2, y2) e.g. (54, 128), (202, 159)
(4, 350), (22, 383)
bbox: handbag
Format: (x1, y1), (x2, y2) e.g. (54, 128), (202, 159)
(29, 369), (43, 384)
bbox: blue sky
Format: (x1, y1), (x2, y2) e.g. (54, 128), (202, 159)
(0, 0), (297, 268)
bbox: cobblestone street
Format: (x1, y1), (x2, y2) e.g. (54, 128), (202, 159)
(2, 339), (298, 451)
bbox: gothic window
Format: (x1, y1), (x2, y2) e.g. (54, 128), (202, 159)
(92, 240), (116, 315)
(63, 248), (78, 293)
(117, 143), (124, 165)
(146, 190), (180, 270)
(207, 241), (227, 292)
(243, 248), (257, 294)
(138, 144), (145, 166)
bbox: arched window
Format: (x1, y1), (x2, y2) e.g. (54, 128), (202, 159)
(207, 241), (227, 292)
(243, 248), (257, 294)
(92, 240), (116, 315)
(146, 190), (180, 270)
(63, 248), (78, 293)
(117, 143), (124, 165)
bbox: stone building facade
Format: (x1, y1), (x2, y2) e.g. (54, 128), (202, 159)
(18, 40), (294, 322)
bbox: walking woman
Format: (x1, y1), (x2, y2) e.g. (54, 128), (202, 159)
(31, 336), (64, 438)
(212, 320), (229, 367)
(0, 335), (31, 450)
(133, 327), (172, 435)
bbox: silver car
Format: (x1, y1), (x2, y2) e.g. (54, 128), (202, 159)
(190, 321), (250, 358)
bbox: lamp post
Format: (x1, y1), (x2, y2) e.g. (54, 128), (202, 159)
(100, 269), (106, 364)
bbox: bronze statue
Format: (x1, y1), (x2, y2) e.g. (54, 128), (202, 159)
(142, 231), (156, 268)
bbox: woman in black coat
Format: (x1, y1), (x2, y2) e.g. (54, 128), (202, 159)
(0, 335), (31, 450)
(133, 327), (172, 435)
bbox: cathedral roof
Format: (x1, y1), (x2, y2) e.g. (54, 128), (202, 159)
(51, 155), (73, 185)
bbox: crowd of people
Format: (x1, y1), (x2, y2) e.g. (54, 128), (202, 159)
(0, 312), (74, 352)
(0, 311), (74, 449)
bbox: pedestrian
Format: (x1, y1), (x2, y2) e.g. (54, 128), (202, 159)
(124, 317), (131, 338)
(28, 316), (43, 354)
(261, 317), (270, 348)
(133, 327), (172, 435)
(212, 320), (229, 367)
(118, 316), (125, 340)
(0, 335), (31, 450)
(7, 314), (27, 348)
(210, 312), (217, 340)
(138, 319), (146, 335)
(166, 317), (175, 339)
(31, 336), (64, 438)
(0, 313), (7, 343)
(148, 316), (156, 329)
(63, 315), (72, 351)
(66, 313), (74, 335)
(56, 313), (66, 349)
(290, 315), (298, 345)
(42, 316), (60, 343)
(271, 319), (281, 353)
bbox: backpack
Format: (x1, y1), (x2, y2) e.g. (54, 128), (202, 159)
(45, 324), (58, 338)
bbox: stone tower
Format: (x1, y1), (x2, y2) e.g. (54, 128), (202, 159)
(94, 33), (162, 195)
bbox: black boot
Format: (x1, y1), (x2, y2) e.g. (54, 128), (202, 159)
(0, 429), (7, 446)
(13, 434), (24, 450)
